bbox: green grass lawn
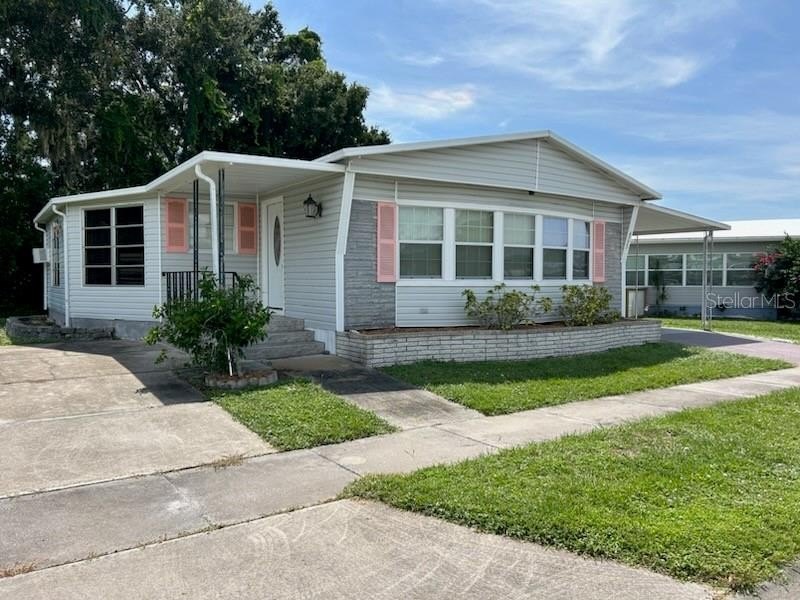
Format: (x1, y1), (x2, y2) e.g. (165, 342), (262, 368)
(659, 316), (800, 344)
(347, 388), (800, 591)
(383, 343), (788, 415)
(212, 379), (396, 451)
(0, 320), (10, 346)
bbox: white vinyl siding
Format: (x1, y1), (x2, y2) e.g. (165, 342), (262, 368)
(64, 197), (161, 322)
(396, 284), (564, 327)
(353, 176), (623, 222)
(282, 177), (343, 331)
(346, 139), (642, 204)
(46, 217), (65, 321)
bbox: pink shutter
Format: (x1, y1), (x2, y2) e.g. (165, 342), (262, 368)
(592, 220), (606, 283)
(165, 198), (187, 252)
(376, 202), (398, 282)
(237, 203), (257, 255)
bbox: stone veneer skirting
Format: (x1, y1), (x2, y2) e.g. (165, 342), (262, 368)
(336, 320), (662, 367)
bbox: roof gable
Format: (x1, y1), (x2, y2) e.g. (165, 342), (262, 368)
(316, 131), (660, 201)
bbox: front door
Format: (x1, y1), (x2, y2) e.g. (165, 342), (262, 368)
(262, 198), (285, 312)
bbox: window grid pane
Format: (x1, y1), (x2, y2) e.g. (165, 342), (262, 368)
(543, 248), (567, 279)
(455, 210), (493, 243)
(573, 250), (590, 279)
(503, 214), (535, 246)
(543, 217), (568, 247)
(399, 206), (443, 241)
(573, 221), (590, 250)
(456, 245), (493, 279)
(504, 247), (534, 279)
(399, 243), (442, 278)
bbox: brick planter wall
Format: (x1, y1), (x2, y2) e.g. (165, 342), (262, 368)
(336, 320), (662, 367)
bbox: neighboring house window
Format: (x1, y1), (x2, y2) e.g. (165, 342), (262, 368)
(84, 206), (145, 285)
(726, 252), (758, 286)
(625, 255), (645, 286)
(573, 220), (591, 280)
(647, 254), (683, 286)
(503, 213), (535, 279)
(51, 223), (62, 287)
(455, 210), (493, 279)
(542, 216), (568, 279)
(399, 206), (443, 278)
(685, 253), (723, 286)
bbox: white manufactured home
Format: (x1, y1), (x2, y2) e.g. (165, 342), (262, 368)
(32, 131), (726, 357)
(631, 219), (800, 320)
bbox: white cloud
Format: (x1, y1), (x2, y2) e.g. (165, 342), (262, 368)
(440, 0), (736, 91)
(367, 84), (477, 121)
(397, 53), (444, 67)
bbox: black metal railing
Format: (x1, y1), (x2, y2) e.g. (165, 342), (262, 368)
(162, 271), (239, 303)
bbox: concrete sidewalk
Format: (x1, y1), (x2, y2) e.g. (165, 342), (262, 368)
(0, 499), (714, 600)
(4, 364), (799, 581)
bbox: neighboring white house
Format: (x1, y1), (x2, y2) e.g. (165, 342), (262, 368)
(32, 131), (726, 356)
(630, 219), (800, 320)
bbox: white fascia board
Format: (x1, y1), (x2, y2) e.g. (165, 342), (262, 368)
(315, 130), (552, 163)
(636, 235), (785, 245)
(545, 132), (662, 200)
(33, 152), (345, 224)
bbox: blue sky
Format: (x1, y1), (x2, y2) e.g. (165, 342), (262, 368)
(267, 0), (800, 220)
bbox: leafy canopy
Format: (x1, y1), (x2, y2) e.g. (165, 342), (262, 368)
(0, 0), (389, 313)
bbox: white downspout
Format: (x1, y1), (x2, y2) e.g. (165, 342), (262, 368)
(51, 204), (70, 326)
(34, 221), (48, 311)
(620, 204), (640, 318)
(194, 164), (220, 279)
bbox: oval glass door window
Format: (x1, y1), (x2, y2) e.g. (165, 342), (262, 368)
(273, 216), (282, 266)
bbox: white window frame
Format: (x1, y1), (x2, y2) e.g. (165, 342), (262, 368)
(81, 204), (146, 288)
(502, 212), (536, 280)
(725, 252), (759, 287)
(398, 205), (445, 280)
(395, 199), (598, 287)
(454, 208), (495, 280)
(571, 219), (591, 281)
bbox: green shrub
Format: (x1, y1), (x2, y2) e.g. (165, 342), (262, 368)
(463, 284), (553, 330)
(559, 285), (619, 326)
(145, 274), (270, 375)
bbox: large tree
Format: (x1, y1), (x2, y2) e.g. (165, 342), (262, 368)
(0, 0), (389, 313)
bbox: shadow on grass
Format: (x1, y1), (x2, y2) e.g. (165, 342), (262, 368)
(383, 343), (714, 386)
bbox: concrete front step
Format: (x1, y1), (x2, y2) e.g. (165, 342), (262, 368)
(246, 341), (327, 360)
(259, 330), (315, 346)
(266, 315), (305, 332)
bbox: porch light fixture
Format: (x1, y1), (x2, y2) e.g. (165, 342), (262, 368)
(304, 194), (322, 218)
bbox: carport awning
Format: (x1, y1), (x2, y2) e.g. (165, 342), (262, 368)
(633, 203), (729, 235)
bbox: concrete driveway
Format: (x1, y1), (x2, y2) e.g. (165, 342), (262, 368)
(0, 340), (272, 498)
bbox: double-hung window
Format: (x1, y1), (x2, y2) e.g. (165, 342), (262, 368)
(542, 216), (568, 279)
(686, 253), (723, 286)
(455, 210), (493, 279)
(572, 220), (591, 280)
(399, 206), (443, 278)
(647, 254), (683, 286)
(726, 253), (757, 286)
(503, 214), (535, 279)
(84, 206), (145, 285)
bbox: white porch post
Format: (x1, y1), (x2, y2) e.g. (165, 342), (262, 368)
(335, 167), (356, 332)
(620, 205), (640, 318)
